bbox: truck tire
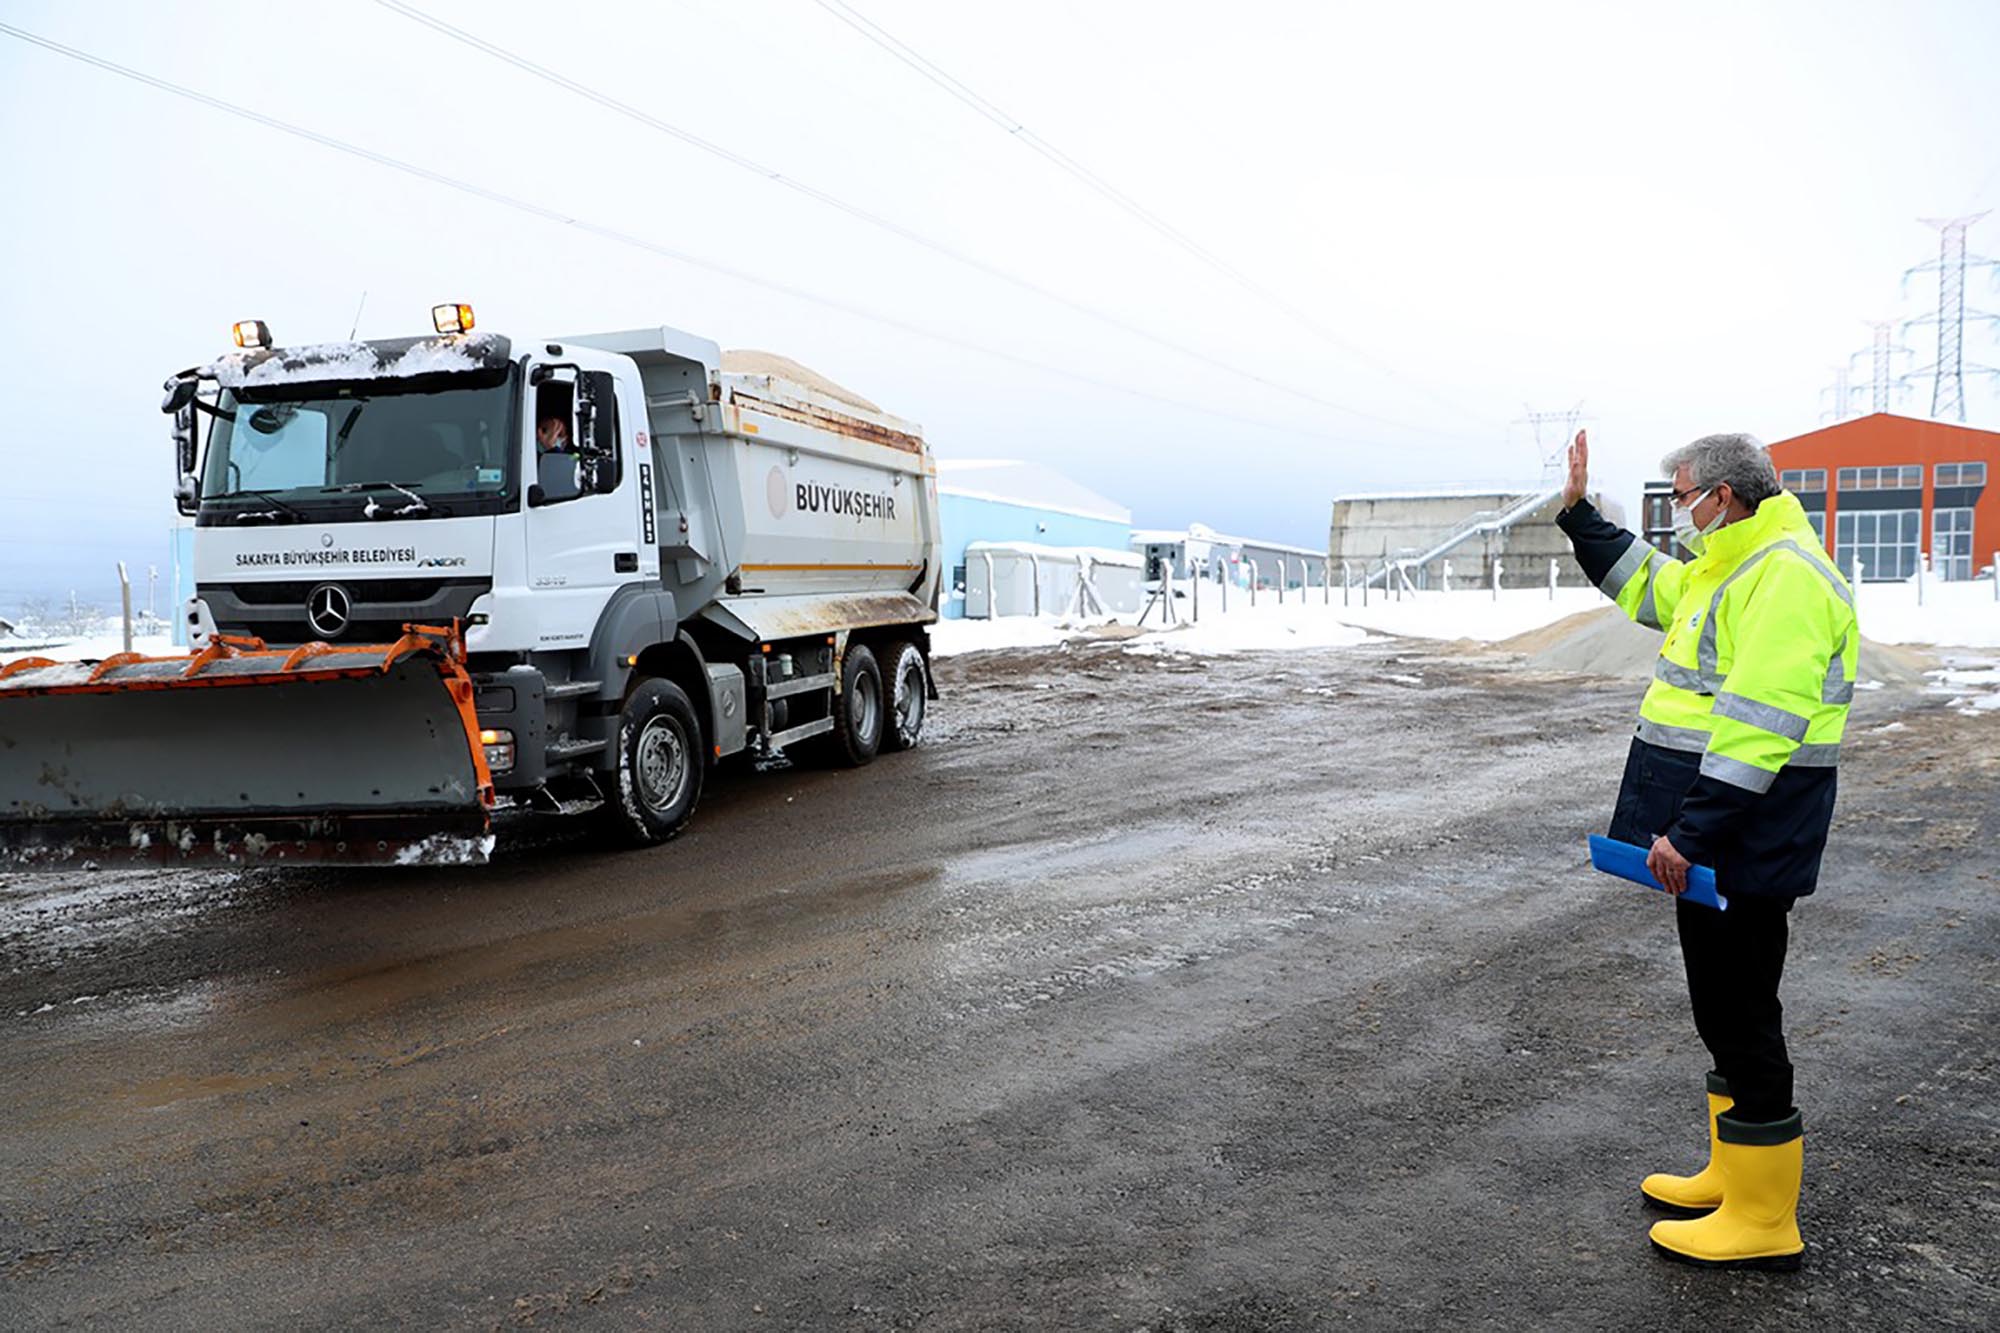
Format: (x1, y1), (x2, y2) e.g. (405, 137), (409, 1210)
(815, 642), (884, 767)
(881, 639), (927, 752)
(603, 678), (704, 846)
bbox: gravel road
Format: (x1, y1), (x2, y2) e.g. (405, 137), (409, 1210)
(2, 638), (1994, 1329)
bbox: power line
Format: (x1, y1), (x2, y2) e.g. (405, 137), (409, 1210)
(0, 20), (1427, 452)
(810, 0), (1494, 425)
(372, 0), (1469, 440)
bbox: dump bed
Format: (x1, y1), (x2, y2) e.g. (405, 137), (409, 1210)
(569, 329), (943, 632)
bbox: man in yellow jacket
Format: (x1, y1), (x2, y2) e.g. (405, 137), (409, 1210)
(1557, 430), (1856, 1272)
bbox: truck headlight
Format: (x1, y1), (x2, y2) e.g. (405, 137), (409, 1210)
(478, 728), (515, 775)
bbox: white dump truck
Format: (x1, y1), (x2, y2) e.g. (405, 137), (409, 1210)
(0, 307), (941, 866)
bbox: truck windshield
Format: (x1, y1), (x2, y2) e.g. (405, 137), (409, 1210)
(199, 373), (515, 515)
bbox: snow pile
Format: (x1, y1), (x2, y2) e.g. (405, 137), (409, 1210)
(394, 833), (497, 866)
(1853, 578), (2000, 648)
(931, 617), (1086, 657)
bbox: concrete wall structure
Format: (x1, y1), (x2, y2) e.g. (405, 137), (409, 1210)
(1328, 489), (1593, 590)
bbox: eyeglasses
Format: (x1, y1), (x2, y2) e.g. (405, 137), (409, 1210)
(1668, 484), (1708, 505)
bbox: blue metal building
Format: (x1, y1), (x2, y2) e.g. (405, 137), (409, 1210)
(936, 460), (1132, 618)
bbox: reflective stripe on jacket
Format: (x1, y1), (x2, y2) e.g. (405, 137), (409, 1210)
(1558, 492), (1856, 898)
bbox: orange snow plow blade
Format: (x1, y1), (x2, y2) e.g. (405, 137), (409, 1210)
(0, 626), (493, 868)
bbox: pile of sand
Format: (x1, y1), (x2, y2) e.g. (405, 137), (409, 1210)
(721, 349), (880, 413)
(1501, 608), (1662, 677)
(1499, 607), (1935, 688)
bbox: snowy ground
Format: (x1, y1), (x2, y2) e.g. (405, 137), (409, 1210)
(934, 573), (2000, 659)
(2, 631), (175, 662)
(933, 585), (1602, 659)
(1309, 585), (1604, 641)
(4, 572), (1990, 669)
(1850, 577), (2000, 647)
(1929, 654), (2000, 714)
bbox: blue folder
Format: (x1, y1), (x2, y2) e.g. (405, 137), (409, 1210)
(1588, 835), (1728, 911)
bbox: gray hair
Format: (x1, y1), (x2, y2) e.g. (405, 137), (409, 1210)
(1659, 433), (1780, 506)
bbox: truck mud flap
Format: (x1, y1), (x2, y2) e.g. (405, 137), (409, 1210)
(0, 628), (494, 868)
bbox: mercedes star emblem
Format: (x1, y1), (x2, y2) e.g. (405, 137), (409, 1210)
(306, 583), (352, 638)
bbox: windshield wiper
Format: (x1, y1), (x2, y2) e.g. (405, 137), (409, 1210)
(331, 403), (365, 455)
(219, 488), (309, 523)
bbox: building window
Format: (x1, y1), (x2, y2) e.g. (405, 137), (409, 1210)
(1836, 464), (1920, 492)
(1834, 509), (1921, 580)
(1933, 508), (1975, 580)
(1640, 482), (1686, 558)
(1936, 461), (1988, 488)
(1806, 511), (1826, 546)
(1781, 469), (1826, 493)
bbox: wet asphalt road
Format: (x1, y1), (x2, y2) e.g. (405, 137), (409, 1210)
(2, 639), (1996, 1329)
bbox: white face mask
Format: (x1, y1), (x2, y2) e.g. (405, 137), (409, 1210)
(1671, 488), (1727, 556)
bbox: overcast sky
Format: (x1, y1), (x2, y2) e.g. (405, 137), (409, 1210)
(3, 0), (1997, 615)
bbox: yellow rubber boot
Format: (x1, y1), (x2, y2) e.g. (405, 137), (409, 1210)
(1649, 1110), (1804, 1271)
(1640, 1072), (1732, 1215)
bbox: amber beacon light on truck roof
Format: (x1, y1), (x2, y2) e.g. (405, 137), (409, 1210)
(229, 303), (473, 347)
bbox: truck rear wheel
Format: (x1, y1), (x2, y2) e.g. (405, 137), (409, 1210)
(603, 678), (703, 846)
(881, 640), (927, 752)
(814, 642), (883, 767)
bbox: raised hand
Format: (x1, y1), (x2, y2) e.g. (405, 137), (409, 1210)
(1562, 429), (1589, 510)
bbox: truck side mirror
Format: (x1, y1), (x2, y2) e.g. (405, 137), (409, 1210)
(161, 378), (198, 414)
(172, 402), (199, 517)
(580, 370), (620, 493)
(575, 372), (599, 460)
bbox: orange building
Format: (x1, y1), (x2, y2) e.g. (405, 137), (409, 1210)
(1765, 414), (1999, 582)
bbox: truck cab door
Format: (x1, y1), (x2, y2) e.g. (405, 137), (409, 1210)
(523, 363), (641, 651)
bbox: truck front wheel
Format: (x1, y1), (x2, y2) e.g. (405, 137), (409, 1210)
(604, 678), (704, 846)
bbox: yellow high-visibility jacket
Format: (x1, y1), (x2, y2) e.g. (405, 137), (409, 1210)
(1558, 491), (1855, 898)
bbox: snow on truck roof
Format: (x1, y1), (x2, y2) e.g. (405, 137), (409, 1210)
(201, 326), (927, 445)
(207, 333), (512, 390)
